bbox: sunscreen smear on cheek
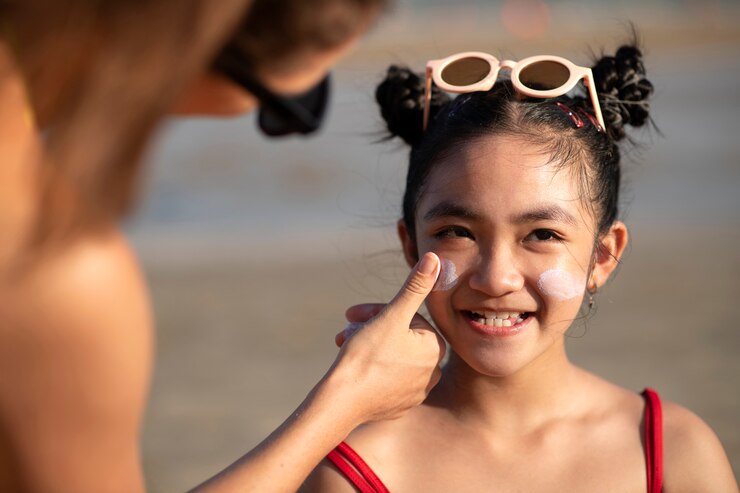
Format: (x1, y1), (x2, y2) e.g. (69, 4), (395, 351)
(433, 258), (459, 292)
(537, 268), (585, 301)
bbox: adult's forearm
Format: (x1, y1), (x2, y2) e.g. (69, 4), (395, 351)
(189, 364), (360, 493)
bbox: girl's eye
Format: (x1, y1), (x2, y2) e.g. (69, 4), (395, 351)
(434, 226), (473, 240)
(526, 229), (563, 242)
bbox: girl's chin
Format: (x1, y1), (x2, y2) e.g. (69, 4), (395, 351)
(447, 354), (526, 379)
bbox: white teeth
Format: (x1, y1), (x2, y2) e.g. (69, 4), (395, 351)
(477, 311), (521, 319)
(471, 311), (527, 326)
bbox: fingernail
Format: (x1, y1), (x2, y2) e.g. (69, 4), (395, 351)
(418, 252), (439, 277)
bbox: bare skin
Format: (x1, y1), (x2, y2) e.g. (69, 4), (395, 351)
(0, 231), (153, 493)
(0, 23), (445, 493)
(301, 135), (738, 492)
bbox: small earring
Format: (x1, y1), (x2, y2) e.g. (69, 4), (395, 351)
(587, 281), (598, 309)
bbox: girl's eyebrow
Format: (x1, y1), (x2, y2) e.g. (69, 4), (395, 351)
(423, 201), (578, 227)
(423, 201), (482, 222)
(512, 205), (578, 227)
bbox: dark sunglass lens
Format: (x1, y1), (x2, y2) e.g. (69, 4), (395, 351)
(441, 57), (491, 86)
(519, 60), (570, 90)
(259, 109), (303, 136)
(258, 76), (330, 136)
(297, 76), (330, 121)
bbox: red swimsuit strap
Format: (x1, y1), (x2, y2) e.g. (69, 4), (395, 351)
(326, 441), (390, 493)
(642, 388), (664, 493)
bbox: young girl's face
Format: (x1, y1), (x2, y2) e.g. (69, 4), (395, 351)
(400, 134), (623, 377)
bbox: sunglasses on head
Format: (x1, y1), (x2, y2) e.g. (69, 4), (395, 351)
(213, 43), (330, 137)
(423, 52), (605, 132)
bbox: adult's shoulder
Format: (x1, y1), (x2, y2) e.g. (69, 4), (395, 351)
(0, 228), (153, 354)
(0, 229), (152, 492)
(661, 398), (738, 492)
(0, 228), (154, 415)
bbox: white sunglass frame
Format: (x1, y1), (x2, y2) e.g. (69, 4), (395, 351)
(423, 52), (605, 131)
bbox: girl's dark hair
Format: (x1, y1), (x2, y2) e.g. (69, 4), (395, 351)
(375, 42), (654, 243)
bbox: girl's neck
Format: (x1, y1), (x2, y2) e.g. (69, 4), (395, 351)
(428, 341), (587, 435)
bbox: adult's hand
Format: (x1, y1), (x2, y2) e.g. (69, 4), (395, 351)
(330, 252), (447, 423)
(192, 253), (446, 493)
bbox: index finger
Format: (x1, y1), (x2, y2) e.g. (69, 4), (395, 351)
(345, 303), (386, 323)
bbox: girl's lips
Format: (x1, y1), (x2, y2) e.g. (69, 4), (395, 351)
(462, 310), (532, 336)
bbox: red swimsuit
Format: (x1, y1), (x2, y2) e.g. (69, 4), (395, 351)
(327, 388), (663, 493)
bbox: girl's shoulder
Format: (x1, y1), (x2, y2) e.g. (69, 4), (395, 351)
(591, 375), (738, 492)
(660, 398), (738, 492)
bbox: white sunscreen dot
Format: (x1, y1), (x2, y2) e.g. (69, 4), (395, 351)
(537, 269), (585, 301)
(433, 258), (459, 291)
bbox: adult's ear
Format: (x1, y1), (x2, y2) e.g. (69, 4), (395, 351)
(589, 221), (629, 290)
(397, 220), (419, 268)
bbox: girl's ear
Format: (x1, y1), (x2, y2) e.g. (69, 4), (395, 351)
(590, 221), (629, 289)
(397, 220), (419, 268)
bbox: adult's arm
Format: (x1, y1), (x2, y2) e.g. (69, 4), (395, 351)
(191, 252), (445, 493)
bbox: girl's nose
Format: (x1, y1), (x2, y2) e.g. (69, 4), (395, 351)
(467, 246), (525, 297)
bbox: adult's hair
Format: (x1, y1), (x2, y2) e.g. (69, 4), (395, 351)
(230, 0), (387, 76)
(375, 41), (654, 245)
(0, 0), (387, 247)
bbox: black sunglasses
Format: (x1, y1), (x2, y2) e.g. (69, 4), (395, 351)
(213, 43), (331, 137)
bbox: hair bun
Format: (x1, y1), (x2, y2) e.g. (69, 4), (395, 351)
(375, 65), (449, 147)
(593, 44), (654, 141)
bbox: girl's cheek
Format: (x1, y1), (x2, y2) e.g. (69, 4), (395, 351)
(536, 268), (586, 301)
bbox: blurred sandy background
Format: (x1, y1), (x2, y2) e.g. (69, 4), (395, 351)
(129, 1), (740, 491)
